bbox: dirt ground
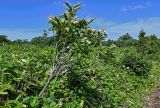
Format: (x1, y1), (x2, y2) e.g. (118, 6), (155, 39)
(144, 87), (160, 108)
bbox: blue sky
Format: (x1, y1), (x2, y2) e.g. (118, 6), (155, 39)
(0, 0), (160, 40)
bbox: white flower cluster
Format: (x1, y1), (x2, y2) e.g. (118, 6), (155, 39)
(99, 29), (107, 33)
(92, 29), (96, 32)
(72, 19), (78, 24)
(48, 16), (54, 21)
(81, 37), (91, 44)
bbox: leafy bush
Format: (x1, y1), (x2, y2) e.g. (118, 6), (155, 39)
(122, 54), (152, 77)
(0, 45), (54, 107)
(101, 39), (116, 46)
(31, 36), (54, 46)
(12, 39), (29, 44)
(98, 46), (116, 65)
(0, 35), (11, 45)
(116, 33), (137, 47)
(102, 33), (137, 47)
(38, 2), (107, 107)
(137, 30), (160, 54)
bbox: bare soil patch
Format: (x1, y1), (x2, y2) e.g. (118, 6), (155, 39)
(145, 87), (160, 108)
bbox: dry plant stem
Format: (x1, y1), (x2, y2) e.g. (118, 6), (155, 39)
(39, 61), (70, 96)
(39, 36), (72, 96)
(39, 41), (60, 97)
(39, 72), (55, 97)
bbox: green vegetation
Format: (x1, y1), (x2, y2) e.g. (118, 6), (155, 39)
(116, 33), (137, 47)
(31, 36), (54, 46)
(0, 35), (11, 45)
(1, 2), (160, 108)
(137, 30), (160, 55)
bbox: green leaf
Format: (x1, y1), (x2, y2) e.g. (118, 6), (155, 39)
(0, 91), (8, 95)
(0, 54), (2, 61)
(74, 3), (81, 12)
(63, 13), (68, 20)
(54, 17), (61, 26)
(87, 18), (96, 25)
(64, 2), (72, 10)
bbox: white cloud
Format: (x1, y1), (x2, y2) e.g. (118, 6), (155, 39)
(122, 2), (152, 12)
(0, 28), (45, 40)
(91, 18), (116, 28)
(109, 17), (160, 39)
(92, 17), (160, 40)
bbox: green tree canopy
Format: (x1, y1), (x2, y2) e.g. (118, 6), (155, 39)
(0, 35), (11, 43)
(116, 33), (137, 47)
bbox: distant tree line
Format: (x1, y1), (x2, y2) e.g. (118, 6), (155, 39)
(102, 32), (137, 47)
(30, 30), (55, 46)
(0, 30), (55, 46)
(103, 30), (159, 45)
(0, 35), (11, 45)
(1, 30), (160, 51)
(102, 30), (160, 55)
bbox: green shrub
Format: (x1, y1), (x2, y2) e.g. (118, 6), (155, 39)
(31, 36), (54, 46)
(0, 35), (11, 45)
(38, 2), (107, 107)
(122, 54), (152, 77)
(137, 30), (160, 55)
(98, 46), (116, 65)
(116, 33), (137, 47)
